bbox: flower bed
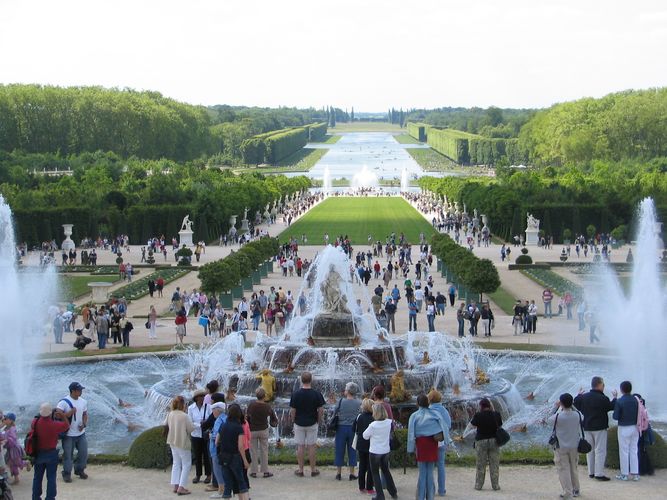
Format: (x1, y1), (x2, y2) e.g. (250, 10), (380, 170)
(520, 268), (582, 297)
(110, 268), (189, 301)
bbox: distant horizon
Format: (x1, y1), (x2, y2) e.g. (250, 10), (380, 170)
(2, 0), (666, 110)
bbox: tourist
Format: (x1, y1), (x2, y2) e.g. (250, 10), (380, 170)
(634, 394), (654, 476)
(148, 305), (158, 340)
(289, 371), (325, 477)
(199, 312), (210, 337)
(548, 393), (583, 499)
(73, 329), (92, 350)
(481, 303), (494, 337)
(522, 300), (531, 333)
(456, 302), (466, 338)
(576, 299), (587, 331)
(371, 386), (394, 420)
(120, 314), (133, 347)
(1, 413), (27, 484)
(564, 292), (573, 320)
(447, 283), (456, 307)
(428, 389), (452, 496)
(362, 403), (398, 500)
(469, 398), (502, 491)
(573, 376), (616, 481)
(352, 398), (375, 494)
(333, 382), (361, 481)
(57, 382), (89, 483)
(96, 307), (109, 349)
(407, 394), (449, 500)
(175, 309), (187, 345)
(613, 381), (640, 481)
(203, 380), (221, 406)
(247, 387), (278, 479)
(216, 404), (250, 500)
(408, 298), (418, 331)
(187, 390), (211, 485)
(384, 299), (397, 334)
(206, 401), (226, 497)
(586, 310), (600, 344)
(435, 292), (446, 316)
(468, 302), (480, 336)
(31, 403), (70, 500)
(528, 300), (538, 334)
(426, 297), (436, 332)
(166, 395), (194, 495)
(52, 312), (64, 344)
(543, 287), (554, 318)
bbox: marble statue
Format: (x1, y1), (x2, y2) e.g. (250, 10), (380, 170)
(180, 215), (193, 232)
(526, 212), (540, 231)
(319, 266), (350, 314)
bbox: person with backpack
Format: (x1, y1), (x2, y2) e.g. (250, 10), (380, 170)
(29, 403), (70, 500)
(547, 393), (584, 499)
(56, 382), (89, 483)
(613, 380), (641, 481)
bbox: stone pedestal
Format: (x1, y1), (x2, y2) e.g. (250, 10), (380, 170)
(310, 312), (356, 346)
(88, 282), (113, 303)
(62, 224), (75, 251)
(240, 218), (250, 234)
(525, 228), (539, 246)
(179, 230), (194, 247)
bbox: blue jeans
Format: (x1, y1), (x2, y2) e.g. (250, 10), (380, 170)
(544, 301), (552, 318)
(32, 449), (59, 500)
(252, 315), (260, 330)
(209, 443), (223, 489)
(457, 317), (464, 337)
(334, 424), (357, 467)
(221, 453), (248, 497)
(62, 433), (88, 476)
(417, 461), (436, 500)
(436, 304), (445, 316)
(427, 315), (435, 332)
(409, 315), (417, 331)
(98, 332), (107, 349)
(437, 446), (446, 495)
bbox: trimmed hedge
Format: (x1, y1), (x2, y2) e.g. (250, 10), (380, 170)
(128, 425), (171, 469)
(241, 125), (315, 164)
(407, 122), (427, 142)
(427, 128), (475, 164)
(265, 127), (309, 164)
(308, 122), (328, 141)
(606, 427), (667, 469)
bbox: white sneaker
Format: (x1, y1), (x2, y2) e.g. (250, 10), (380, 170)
(615, 474), (628, 481)
(632, 475), (640, 482)
(210, 493), (224, 498)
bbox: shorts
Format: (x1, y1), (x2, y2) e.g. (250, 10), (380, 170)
(294, 423), (319, 446)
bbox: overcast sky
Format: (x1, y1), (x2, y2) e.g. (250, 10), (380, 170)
(1, 0), (666, 111)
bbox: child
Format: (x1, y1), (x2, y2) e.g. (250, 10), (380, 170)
(1, 413), (27, 484)
(224, 313), (233, 337)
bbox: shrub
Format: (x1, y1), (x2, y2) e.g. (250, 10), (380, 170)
(605, 427), (667, 469)
(610, 224), (628, 241)
(128, 426), (171, 469)
(515, 254), (533, 264)
(521, 247), (529, 254)
(562, 228), (572, 242)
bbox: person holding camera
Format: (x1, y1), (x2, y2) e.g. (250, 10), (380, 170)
(548, 393), (584, 499)
(30, 403), (70, 500)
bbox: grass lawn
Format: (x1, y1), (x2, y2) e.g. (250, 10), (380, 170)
(310, 134), (341, 144)
(279, 197), (435, 245)
(331, 121), (402, 132)
(59, 274), (118, 301)
(406, 147), (459, 171)
(393, 133), (422, 144)
(487, 285), (519, 315)
(233, 148), (329, 174)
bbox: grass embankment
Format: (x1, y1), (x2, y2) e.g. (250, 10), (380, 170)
(405, 147), (459, 171)
(331, 122), (402, 132)
(59, 275), (118, 301)
(280, 197), (435, 245)
(393, 133), (422, 144)
(311, 134), (341, 144)
(473, 340), (614, 356)
(40, 344), (178, 359)
(234, 148), (329, 174)
(487, 286), (518, 315)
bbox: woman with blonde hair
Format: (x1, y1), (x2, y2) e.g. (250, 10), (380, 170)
(353, 398), (375, 494)
(147, 305), (157, 339)
(362, 403), (398, 500)
(166, 396), (195, 495)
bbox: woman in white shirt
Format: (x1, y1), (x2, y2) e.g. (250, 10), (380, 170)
(187, 390), (211, 484)
(362, 404), (398, 500)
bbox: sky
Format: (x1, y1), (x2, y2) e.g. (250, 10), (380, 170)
(1, 0), (666, 111)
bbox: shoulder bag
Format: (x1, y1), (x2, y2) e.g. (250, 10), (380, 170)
(327, 398), (343, 432)
(495, 413), (510, 447)
(548, 413), (559, 448)
(576, 411), (592, 454)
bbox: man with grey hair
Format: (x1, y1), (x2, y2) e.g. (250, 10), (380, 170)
(334, 382), (362, 481)
(247, 387), (278, 478)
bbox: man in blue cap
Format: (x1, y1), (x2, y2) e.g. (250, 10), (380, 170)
(56, 382), (89, 483)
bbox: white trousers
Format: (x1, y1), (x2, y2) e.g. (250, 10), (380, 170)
(170, 445), (192, 488)
(584, 429), (608, 477)
(617, 425), (639, 476)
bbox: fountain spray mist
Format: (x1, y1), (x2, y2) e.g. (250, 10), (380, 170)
(0, 196), (57, 404)
(594, 198), (667, 418)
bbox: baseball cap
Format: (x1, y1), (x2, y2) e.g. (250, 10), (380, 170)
(69, 382), (85, 392)
(39, 402), (53, 417)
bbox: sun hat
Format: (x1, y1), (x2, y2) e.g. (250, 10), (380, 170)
(192, 389), (206, 399)
(211, 402), (226, 412)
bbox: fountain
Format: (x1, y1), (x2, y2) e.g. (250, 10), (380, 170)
(322, 166), (332, 194)
(592, 198), (667, 418)
(400, 167), (409, 191)
(0, 196), (57, 403)
(351, 165), (379, 189)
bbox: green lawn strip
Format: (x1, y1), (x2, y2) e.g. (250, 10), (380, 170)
(473, 340), (614, 356)
(520, 268), (582, 297)
(487, 286), (518, 315)
(234, 148), (329, 174)
(405, 147), (459, 171)
(58, 265), (122, 274)
(310, 134), (341, 144)
(39, 344), (178, 359)
(110, 268), (190, 302)
(59, 275), (118, 301)
(280, 197), (436, 245)
(331, 122), (402, 132)
(393, 133), (422, 144)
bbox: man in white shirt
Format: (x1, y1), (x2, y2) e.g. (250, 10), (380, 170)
(57, 382), (89, 482)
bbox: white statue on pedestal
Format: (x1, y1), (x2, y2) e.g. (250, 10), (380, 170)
(525, 212), (540, 246)
(181, 215), (194, 232)
(526, 213), (540, 231)
(179, 215), (194, 247)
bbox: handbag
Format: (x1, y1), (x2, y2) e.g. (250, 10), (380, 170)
(351, 433), (358, 450)
(548, 414), (560, 448)
(576, 411), (592, 454)
(327, 399), (342, 432)
(389, 429), (400, 451)
(432, 431), (445, 442)
(495, 427), (510, 446)
(145, 321), (151, 329)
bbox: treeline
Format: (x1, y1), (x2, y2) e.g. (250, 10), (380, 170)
(408, 123), (526, 165)
(518, 88), (667, 166)
(240, 123), (327, 165)
(0, 152), (310, 245)
(420, 159), (667, 243)
(0, 85), (328, 165)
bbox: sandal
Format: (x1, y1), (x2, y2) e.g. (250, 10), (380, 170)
(249, 473), (257, 478)
(294, 470), (304, 477)
(263, 472), (273, 478)
(177, 489), (191, 496)
(311, 470), (320, 477)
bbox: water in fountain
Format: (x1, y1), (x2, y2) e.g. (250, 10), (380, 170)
(322, 166), (332, 194)
(592, 198), (667, 417)
(400, 167), (409, 191)
(351, 165), (379, 189)
(0, 196), (58, 404)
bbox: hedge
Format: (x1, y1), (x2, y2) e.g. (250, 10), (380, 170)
(265, 127), (309, 164)
(407, 122), (427, 142)
(128, 425), (171, 469)
(606, 426), (667, 469)
(427, 128), (476, 164)
(241, 125), (315, 164)
(308, 122), (328, 141)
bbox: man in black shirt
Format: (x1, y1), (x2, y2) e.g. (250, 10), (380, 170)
(289, 371), (325, 477)
(573, 376), (617, 481)
(384, 300), (397, 334)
